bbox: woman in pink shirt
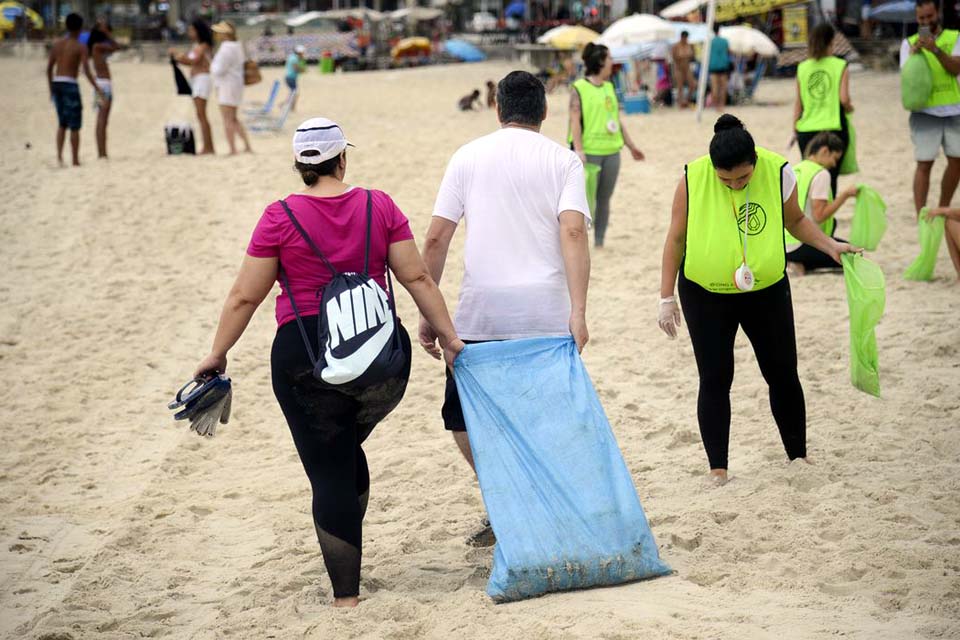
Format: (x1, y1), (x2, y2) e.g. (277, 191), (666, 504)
(194, 118), (463, 607)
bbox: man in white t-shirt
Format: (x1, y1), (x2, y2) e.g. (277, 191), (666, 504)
(420, 71), (591, 514)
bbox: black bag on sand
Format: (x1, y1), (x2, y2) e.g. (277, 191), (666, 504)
(278, 190), (408, 390)
(165, 123), (196, 155)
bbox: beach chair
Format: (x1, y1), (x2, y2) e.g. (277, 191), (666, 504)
(247, 90), (296, 134)
(242, 79), (280, 117)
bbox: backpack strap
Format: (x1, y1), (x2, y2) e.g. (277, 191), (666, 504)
(366, 189), (400, 330)
(278, 266), (319, 368)
(279, 199), (338, 278)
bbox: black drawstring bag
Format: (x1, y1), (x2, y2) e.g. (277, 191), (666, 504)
(278, 191), (407, 390)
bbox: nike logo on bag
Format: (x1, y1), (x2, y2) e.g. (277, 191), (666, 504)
(320, 281), (393, 385)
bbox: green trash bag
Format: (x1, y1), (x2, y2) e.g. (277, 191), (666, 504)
(848, 184), (888, 251)
(841, 254), (885, 397)
(901, 53), (933, 111)
(584, 162), (601, 216)
(903, 208), (945, 281)
(839, 113), (858, 175)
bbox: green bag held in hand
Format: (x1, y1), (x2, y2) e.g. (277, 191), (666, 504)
(584, 163), (601, 216)
(839, 113), (858, 175)
(903, 208), (945, 280)
(848, 184), (888, 250)
(841, 254), (885, 397)
(901, 53), (933, 111)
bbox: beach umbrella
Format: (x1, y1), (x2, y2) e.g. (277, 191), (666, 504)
(660, 0), (706, 19)
(869, 0), (916, 22)
(505, 0), (526, 18)
(719, 25), (779, 57)
(391, 36), (431, 58)
(598, 13), (676, 47)
(537, 24), (600, 49)
(0, 1), (43, 31)
(443, 38), (486, 62)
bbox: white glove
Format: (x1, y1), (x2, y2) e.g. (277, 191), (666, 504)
(658, 296), (682, 339)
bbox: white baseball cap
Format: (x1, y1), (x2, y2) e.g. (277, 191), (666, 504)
(294, 44), (306, 54)
(292, 117), (354, 165)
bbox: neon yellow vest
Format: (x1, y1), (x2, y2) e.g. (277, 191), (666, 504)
(796, 56), (846, 132)
(568, 79), (624, 155)
(684, 147), (787, 294)
(908, 29), (960, 109)
(785, 159), (835, 245)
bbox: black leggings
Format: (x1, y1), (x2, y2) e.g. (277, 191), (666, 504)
(270, 316), (411, 598)
(786, 234), (846, 272)
(678, 272), (807, 470)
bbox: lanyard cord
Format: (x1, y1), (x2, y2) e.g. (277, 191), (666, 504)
(729, 186), (750, 263)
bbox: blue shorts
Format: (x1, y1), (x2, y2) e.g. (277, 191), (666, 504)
(52, 81), (82, 130)
(285, 75), (297, 90)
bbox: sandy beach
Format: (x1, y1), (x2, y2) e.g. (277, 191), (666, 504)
(0, 55), (958, 639)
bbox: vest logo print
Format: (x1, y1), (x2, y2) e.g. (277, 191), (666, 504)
(321, 279), (394, 385)
(737, 202), (767, 236)
(808, 70), (831, 100)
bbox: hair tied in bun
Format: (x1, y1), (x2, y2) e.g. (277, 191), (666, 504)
(713, 114), (745, 134)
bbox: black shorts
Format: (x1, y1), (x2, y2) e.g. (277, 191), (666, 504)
(441, 339), (489, 431)
(52, 81), (82, 131)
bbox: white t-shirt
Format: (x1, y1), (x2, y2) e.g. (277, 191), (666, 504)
(900, 38), (960, 117)
(432, 127), (590, 341)
(211, 41), (245, 88)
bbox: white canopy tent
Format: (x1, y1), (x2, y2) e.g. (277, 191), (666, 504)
(597, 13), (676, 47)
(660, 0), (707, 19)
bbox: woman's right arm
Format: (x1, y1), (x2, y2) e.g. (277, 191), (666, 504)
(658, 177), (687, 338)
(569, 87), (586, 164)
(793, 79), (802, 128)
(388, 239), (464, 368)
(840, 66), (854, 113)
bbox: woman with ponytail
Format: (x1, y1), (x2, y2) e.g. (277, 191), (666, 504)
(568, 42), (645, 248)
(657, 114), (858, 484)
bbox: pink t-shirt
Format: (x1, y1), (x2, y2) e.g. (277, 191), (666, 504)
(247, 188), (414, 327)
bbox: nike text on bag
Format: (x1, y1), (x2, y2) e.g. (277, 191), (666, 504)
(278, 192), (407, 389)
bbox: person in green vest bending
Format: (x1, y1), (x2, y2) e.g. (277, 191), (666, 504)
(657, 115), (859, 485)
(793, 22), (853, 197)
(568, 42), (645, 248)
(785, 132), (859, 276)
(901, 0), (960, 277)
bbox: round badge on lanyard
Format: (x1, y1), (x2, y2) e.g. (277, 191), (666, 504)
(606, 119), (619, 134)
(731, 187), (755, 292)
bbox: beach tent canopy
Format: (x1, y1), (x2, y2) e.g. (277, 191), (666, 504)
(0, 1), (43, 31)
(608, 42), (660, 61)
(285, 11), (324, 27)
(537, 24), (600, 48)
(598, 13), (676, 47)
(869, 0), (916, 22)
(443, 38), (486, 61)
(660, 0), (706, 19)
(389, 6), (443, 21)
(720, 24), (779, 56)
(324, 8), (385, 21)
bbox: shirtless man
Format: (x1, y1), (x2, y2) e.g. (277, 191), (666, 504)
(88, 20), (125, 159)
(671, 30), (696, 108)
(46, 13), (103, 166)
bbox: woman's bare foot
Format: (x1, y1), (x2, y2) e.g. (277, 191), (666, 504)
(333, 596), (359, 608)
(707, 469), (729, 486)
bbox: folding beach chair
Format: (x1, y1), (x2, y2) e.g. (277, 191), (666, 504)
(247, 89), (296, 133)
(242, 79), (280, 117)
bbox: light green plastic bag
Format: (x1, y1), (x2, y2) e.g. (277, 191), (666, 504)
(901, 53), (933, 111)
(848, 184), (887, 251)
(841, 254), (885, 397)
(903, 208), (945, 280)
(584, 163), (601, 216)
(839, 113), (858, 175)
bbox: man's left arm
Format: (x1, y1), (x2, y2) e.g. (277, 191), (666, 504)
(559, 210), (590, 353)
(920, 36), (960, 75)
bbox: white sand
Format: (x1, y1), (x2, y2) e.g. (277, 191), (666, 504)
(1, 57), (958, 640)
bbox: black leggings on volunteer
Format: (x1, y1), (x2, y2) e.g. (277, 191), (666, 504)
(270, 314), (411, 599)
(796, 103), (850, 196)
(678, 270), (807, 470)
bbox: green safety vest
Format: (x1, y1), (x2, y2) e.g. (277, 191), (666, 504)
(684, 147), (787, 294)
(908, 29), (960, 109)
(796, 56), (847, 132)
(785, 159), (835, 246)
(568, 79), (624, 156)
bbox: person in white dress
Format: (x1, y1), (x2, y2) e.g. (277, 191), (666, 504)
(211, 21), (252, 154)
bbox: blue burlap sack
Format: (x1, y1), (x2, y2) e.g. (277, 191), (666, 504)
(453, 337), (671, 602)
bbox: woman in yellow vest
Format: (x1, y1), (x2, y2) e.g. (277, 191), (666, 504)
(793, 23), (853, 196)
(786, 132), (860, 275)
(568, 43), (645, 248)
(657, 115), (858, 485)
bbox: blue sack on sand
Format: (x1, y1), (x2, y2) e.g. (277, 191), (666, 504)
(453, 337), (671, 602)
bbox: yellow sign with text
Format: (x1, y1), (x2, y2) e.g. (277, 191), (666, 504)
(716, 0), (798, 21)
(782, 5), (808, 47)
